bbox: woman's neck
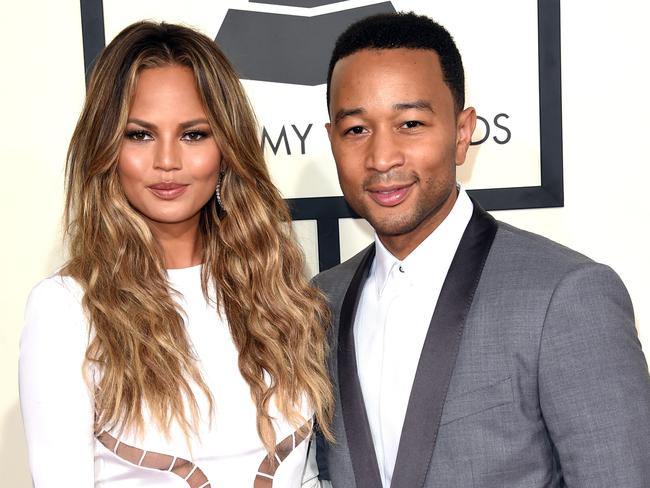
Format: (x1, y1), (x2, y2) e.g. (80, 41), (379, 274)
(145, 216), (203, 269)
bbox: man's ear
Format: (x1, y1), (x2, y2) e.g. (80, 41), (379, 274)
(325, 122), (332, 142)
(455, 107), (476, 166)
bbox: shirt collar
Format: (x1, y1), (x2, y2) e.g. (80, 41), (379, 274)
(371, 186), (474, 297)
(372, 236), (398, 297)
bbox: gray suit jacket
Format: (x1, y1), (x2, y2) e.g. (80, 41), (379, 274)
(313, 203), (650, 488)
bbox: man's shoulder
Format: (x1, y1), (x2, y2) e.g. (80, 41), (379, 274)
(493, 220), (594, 269)
(486, 218), (634, 305)
(490, 221), (632, 308)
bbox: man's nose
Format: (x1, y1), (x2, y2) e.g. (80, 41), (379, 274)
(366, 130), (404, 172)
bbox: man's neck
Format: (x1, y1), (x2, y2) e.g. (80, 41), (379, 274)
(379, 188), (458, 260)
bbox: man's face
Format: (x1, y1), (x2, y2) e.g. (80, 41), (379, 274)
(326, 48), (475, 256)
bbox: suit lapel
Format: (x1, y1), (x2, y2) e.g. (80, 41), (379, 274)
(337, 245), (383, 488)
(389, 202), (498, 488)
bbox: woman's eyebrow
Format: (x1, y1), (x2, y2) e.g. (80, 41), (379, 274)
(179, 118), (210, 129)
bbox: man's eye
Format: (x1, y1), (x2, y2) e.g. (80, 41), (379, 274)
(182, 130), (208, 141)
(344, 126), (366, 135)
(402, 120), (423, 129)
(126, 130), (152, 141)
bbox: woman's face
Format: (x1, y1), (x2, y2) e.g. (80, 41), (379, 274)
(118, 64), (221, 232)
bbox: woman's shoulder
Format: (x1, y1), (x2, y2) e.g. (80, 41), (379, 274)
(27, 273), (84, 307)
(23, 273), (87, 342)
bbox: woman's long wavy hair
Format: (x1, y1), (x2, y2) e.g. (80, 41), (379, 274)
(63, 21), (332, 450)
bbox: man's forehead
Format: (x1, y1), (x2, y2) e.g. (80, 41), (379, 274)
(330, 48), (445, 98)
(330, 48), (443, 96)
(333, 47), (441, 72)
(328, 48), (455, 120)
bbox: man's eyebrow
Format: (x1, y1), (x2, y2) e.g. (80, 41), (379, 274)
(333, 108), (365, 124)
(393, 100), (434, 112)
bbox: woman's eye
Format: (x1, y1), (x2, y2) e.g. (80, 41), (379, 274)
(126, 130), (152, 141)
(182, 130), (208, 141)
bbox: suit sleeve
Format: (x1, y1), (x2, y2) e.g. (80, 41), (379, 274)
(538, 263), (650, 487)
(19, 278), (95, 487)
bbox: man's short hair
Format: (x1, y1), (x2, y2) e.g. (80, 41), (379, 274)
(326, 12), (465, 113)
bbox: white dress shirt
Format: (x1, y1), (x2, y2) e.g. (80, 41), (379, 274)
(353, 188), (473, 487)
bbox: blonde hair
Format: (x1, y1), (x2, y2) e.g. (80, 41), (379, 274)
(63, 21), (332, 450)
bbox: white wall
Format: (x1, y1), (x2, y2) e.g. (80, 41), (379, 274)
(1, 1), (648, 485)
(1, 1), (85, 485)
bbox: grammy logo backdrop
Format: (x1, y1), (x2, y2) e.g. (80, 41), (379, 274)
(80, 0), (563, 271)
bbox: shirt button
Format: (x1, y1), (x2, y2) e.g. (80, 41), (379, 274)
(398, 265), (405, 273)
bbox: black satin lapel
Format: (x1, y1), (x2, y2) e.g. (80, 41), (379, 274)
(390, 203), (498, 488)
(337, 245), (383, 488)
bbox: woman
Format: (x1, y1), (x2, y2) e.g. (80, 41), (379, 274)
(19, 21), (332, 487)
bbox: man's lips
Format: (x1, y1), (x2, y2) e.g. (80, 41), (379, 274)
(366, 182), (414, 207)
(147, 182), (189, 200)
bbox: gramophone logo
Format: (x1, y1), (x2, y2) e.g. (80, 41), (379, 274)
(216, 1), (396, 85)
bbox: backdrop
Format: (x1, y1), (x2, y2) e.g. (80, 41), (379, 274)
(81, 0), (563, 271)
(2, 1), (649, 485)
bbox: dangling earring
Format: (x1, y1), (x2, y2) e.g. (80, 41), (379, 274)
(215, 169), (226, 214)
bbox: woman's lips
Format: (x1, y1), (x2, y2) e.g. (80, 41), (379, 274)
(148, 183), (189, 200)
(367, 183), (414, 207)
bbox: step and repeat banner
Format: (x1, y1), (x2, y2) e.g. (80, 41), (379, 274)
(80, 0), (562, 272)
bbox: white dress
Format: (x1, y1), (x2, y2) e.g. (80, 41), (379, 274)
(19, 265), (319, 487)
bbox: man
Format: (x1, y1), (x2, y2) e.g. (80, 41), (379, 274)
(314, 12), (650, 488)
